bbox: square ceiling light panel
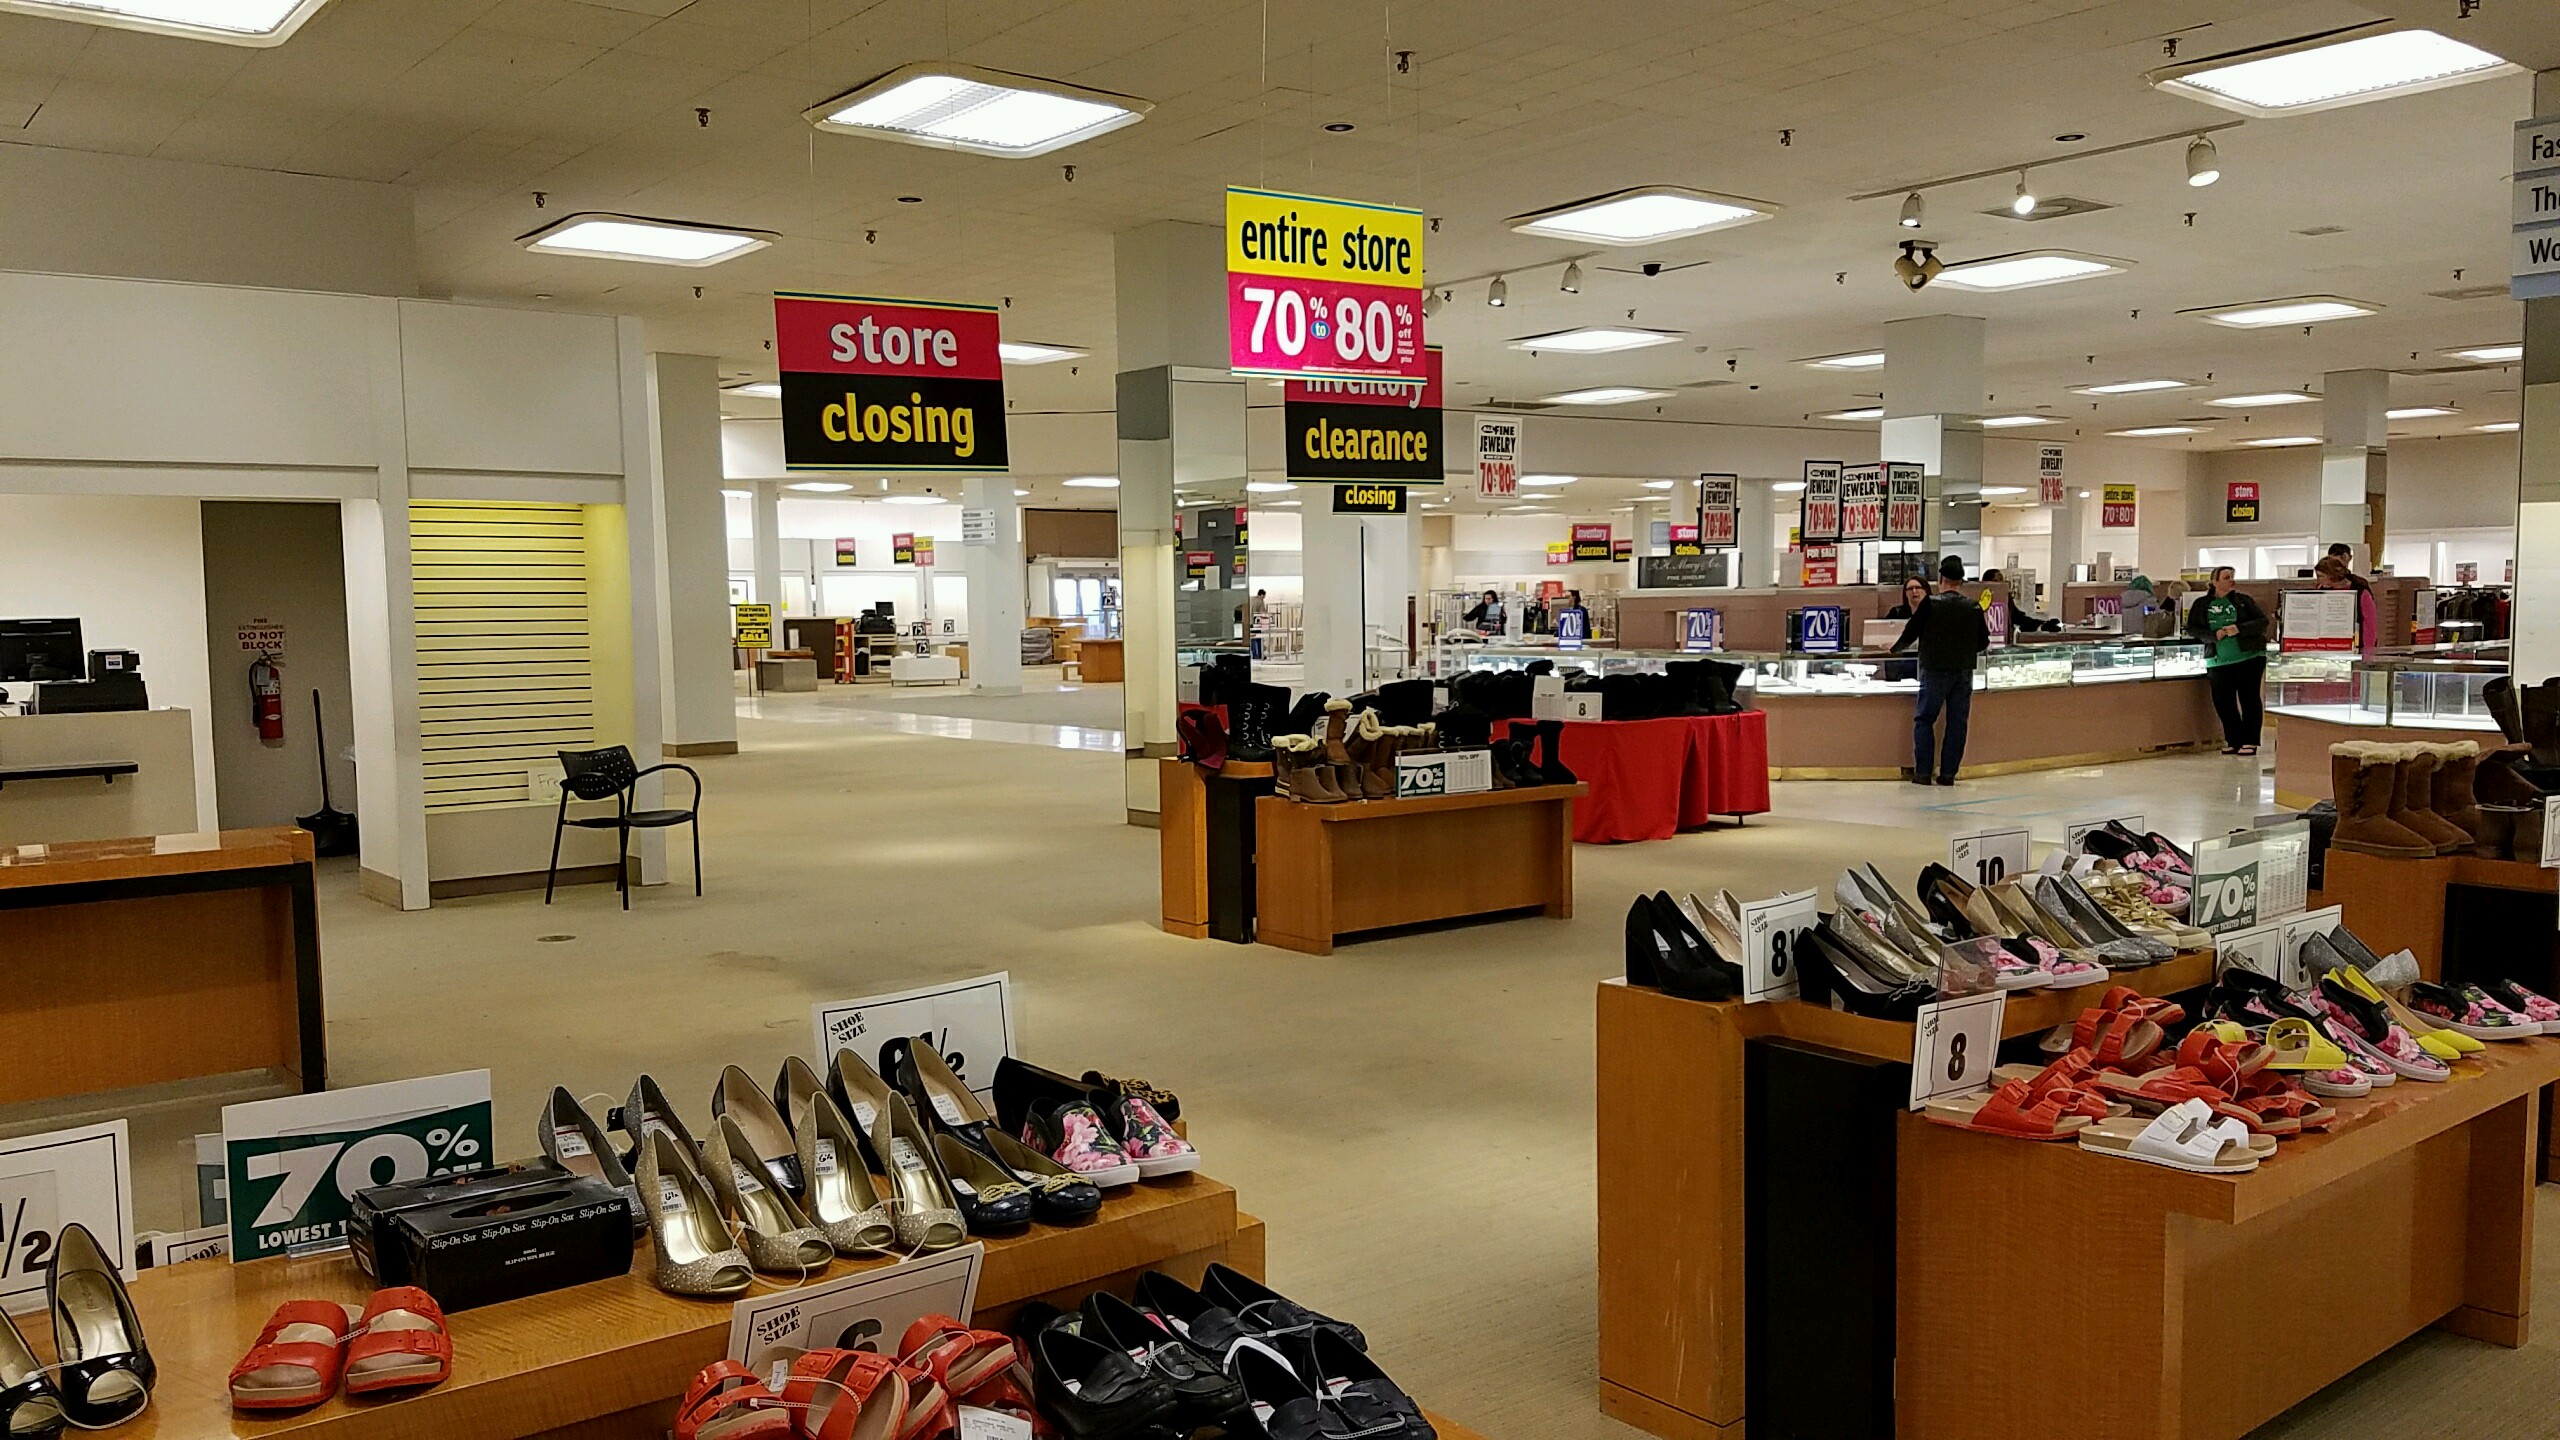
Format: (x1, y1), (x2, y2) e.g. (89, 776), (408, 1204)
(520, 214), (773, 267)
(1931, 250), (2130, 291)
(807, 64), (1151, 158)
(1544, 387), (1673, 406)
(0, 0), (329, 44)
(2184, 295), (2379, 328)
(2110, 426), (2209, 437)
(1508, 186), (1779, 245)
(2387, 406), (2460, 419)
(2443, 344), (2522, 364)
(724, 383), (782, 399)
(2072, 378), (2194, 396)
(2149, 24), (2518, 118)
(999, 342), (1087, 364)
(1980, 415), (2059, 428)
(2208, 391), (2318, 407)
(1508, 327), (1684, 354)
(1824, 408), (1885, 421)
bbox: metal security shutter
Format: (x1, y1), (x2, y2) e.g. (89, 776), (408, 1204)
(413, 501), (595, 811)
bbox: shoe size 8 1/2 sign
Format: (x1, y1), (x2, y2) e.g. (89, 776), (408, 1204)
(812, 973), (1017, 1111)
(1738, 890), (1818, 1004)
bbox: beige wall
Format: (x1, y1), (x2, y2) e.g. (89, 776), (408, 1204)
(200, 501), (355, 830)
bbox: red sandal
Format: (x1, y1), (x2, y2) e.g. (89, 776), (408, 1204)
(342, 1287), (451, 1397)
(2073, 1008), (2166, 1068)
(1921, 1078), (2093, 1139)
(2096, 984), (2186, 1028)
(2173, 1029), (2272, 1089)
(228, 1299), (360, 1410)
(899, 1315), (1019, 1401)
(784, 1351), (912, 1440)
(677, 1361), (793, 1440)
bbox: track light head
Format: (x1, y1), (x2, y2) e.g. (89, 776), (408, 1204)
(1422, 288), (1443, 317)
(1559, 260), (1582, 294)
(1487, 275), (1508, 307)
(2011, 171), (2038, 217)
(2185, 135), (2220, 187)
(1894, 239), (1944, 291)
(1899, 191), (1924, 228)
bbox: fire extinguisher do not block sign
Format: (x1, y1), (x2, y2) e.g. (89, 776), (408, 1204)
(250, 655), (285, 742)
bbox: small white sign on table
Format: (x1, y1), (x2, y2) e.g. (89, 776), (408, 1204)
(2543, 796), (2560, 868)
(814, 973), (1017, 1110)
(2214, 920), (2286, 987)
(2063, 812), (2145, 855)
(728, 1243), (982, 1371)
(2279, 905), (2346, 991)
(0, 1121), (133, 1316)
(1737, 890), (1818, 1003)
(1910, 992), (2007, 1111)
(1948, 825), (2030, 890)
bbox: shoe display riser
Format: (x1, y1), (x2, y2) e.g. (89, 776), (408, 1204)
(1252, 784), (1582, 955)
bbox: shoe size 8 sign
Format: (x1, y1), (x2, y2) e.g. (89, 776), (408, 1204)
(1909, 992), (2008, 1111)
(1739, 890), (1818, 1003)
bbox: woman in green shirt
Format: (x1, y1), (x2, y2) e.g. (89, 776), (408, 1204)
(2183, 566), (2270, 755)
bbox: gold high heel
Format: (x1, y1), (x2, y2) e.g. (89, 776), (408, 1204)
(781, 1062), (896, 1256)
(830, 1051), (965, 1252)
(635, 1131), (753, 1298)
(702, 1116), (833, 1275)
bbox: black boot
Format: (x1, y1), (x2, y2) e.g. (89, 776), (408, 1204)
(1491, 736), (1538, 788)
(1699, 660), (1746, 715)
(2526, 679), (2560, 769)
(1282, 690), (1331, 737)
(1374, 677), (1435, 727)
(1661, 662), (1713, 717)
(1228, 683), (1290, 762)
(2485, 676), (2524, 745)
(1533, 720), (1577, 785)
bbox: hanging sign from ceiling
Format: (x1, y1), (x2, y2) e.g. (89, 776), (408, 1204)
(1226, 187), (1426, 383)
(2038, 443), (2067, 505)
(1799, 461), (1843, 542)
(1839, 463), (1886, 543)
(1285, 347), (1442, 482)
(1884, 462), (1925, 541)
(773, 292), (1009, 472)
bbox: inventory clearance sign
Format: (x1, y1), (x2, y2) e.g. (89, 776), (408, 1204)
(1226, 187), (1426, 382)
(1570, 523), (1613, 562)
(1800, 461), (1843, 542)
(1285, 347), (1441, 483)
(774, 292), (1008, 471)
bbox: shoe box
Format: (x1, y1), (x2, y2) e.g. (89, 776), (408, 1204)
(352, 1162), (634, 1311)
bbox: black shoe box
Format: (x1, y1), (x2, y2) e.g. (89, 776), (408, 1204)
(352, 1164), (633, 1310)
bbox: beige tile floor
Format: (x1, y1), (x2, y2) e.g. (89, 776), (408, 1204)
(8, 698), (2553, 1439)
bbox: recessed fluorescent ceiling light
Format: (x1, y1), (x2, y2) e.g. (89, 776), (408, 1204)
(999, 342), (1086, 364)
(1544, 387), (1671, 405)
(725, 382), (782, 399)
(1519, 475), (1578, 486)
(2187, 295), (2378, 328)
(1642, 480), (1677, 490)
(1980, 415), (2059, 428)
(1803, 351), (1886, 371)
(1980, 486), (2030, 497)
(1063, 476), (1120, 488)
(1012, 488), (1031, 497)
(1824, 407), (1885, 421)
(806, 63), (1151, 157)
(2074, 378), (2193, 396)
(2148, 25), (2517, 118)
(2475, 421), (2521, 433)
(2243, 436), (2323, 447)
(1508, 327), (1684, 354)
(2387, 406), (2460, 419)
(1245, 482), (1293, 493)
(1931, 250), (2128, 291)
(520, 213), (772, 267)
(2209, 391), (2317, 407)
(881, 494), (948, 505)
(1772, 482), (1807, 493)
(2110, 425), (2208, 437)
(0, 0), (329, 44)
(1507, 185), (1778, 245)
(2444, 344), (2522, 364)
(787, 481), (856, 492)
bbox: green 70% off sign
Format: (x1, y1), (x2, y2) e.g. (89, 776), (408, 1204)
(223, 1072), (493, 1261)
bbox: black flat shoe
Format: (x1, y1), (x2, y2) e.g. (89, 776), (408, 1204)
(0, 1308), (63, 1440)
(1030, 1326), (1179, 1440)
(1083, 1291), (1249, 1430)
(984, 1129), (1103, 1224)
(1132, 1271), (1253, 1359)
(993, 1055), (1102, 1139)
(1228, 1338), (1333, 1440)
(49, 1223), (152, 1430)
(1286, 1328), (1435, 1438)
(1200, 1263), (1365, 1352)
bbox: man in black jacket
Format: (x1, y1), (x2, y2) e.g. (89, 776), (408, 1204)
(1891, 555), (1992, 784)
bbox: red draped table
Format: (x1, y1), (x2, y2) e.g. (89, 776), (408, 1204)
(1511, 710), (1771, 843)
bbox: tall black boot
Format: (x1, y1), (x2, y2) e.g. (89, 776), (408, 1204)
(1374, 677), (1435, 728)
(2525, 679), (2560, 769)
(1699, 660), (1746, 715)
(2484, 676), (2523, 744)
(1534, 720), (1577, 785)
(1282, 690), (1330, 737)
(1661, 662), (1711, 717)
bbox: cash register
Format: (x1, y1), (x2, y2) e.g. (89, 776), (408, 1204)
(0, 619), (148, 713)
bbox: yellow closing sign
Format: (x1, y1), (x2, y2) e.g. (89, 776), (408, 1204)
(734, 603), (774, 648)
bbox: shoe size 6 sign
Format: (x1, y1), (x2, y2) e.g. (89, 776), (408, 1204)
(1739, 890), (1818, 1003)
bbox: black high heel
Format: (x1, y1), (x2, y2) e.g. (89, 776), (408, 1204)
(48, 1223), (152, 1430)
(0, 1307), (62, 1440)
(1637, 892), (1742, 1001)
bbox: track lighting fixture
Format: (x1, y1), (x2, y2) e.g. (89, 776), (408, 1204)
(1559, 260), (1582, 294)
(1487, 275), (1508, 307)
(1422, 288), (1443, 317)
(1899, 192), (1924, 228)
(2010, 171), (2037, 217)
(2185, 135), (2220, 187)
(1894, 239), (1944, 291)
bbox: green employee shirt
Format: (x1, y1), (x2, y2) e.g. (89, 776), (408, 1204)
(2203, 595), (2246, 667)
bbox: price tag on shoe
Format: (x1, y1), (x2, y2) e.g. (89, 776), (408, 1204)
(1909, 991), (2007, 1111)
(1948, 825), (2030, 889)
(1737, 889), (1818, 1003)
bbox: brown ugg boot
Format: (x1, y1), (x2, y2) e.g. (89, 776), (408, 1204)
(1362, 726), (1405, 799)
(2329, 742), (2432, 858)
(1276, 735), (1346, 802)
(2430, 740), (2483, 842)
(1319, 698), (1353, 766)
(2476, 744), (2544, 803)
(2387, 745), (2468, 855)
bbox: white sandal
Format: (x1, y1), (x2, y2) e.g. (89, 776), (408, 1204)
(2076, 1098), (2260, 1173)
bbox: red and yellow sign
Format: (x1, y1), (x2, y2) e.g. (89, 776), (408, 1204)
(774, 293), (1008, 471)
(1226, 187), (1425, 383)
(2101, 483), (2138, 529)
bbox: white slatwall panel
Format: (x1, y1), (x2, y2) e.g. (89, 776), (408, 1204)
(413, 501), (595, 810)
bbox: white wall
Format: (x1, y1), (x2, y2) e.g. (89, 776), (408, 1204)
(2190, 434), (2519, 540)
(200, 501), (354, 831)
(0, 494), (215, 831)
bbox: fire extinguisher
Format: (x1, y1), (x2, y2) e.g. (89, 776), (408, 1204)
(251, 655), (285, 741)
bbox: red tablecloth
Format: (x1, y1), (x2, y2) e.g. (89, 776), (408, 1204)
(1511, 711), (1771, 843)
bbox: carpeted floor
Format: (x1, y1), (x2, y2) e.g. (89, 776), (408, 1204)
(10, 711), (2553, 1440)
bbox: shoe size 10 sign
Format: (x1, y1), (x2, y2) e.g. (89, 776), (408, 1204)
(1947, 825), (2030, 889)
(1739, 890), (1818, 1003)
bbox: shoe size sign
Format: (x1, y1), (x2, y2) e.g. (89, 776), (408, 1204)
(1738, 890), (1818, 1004)
(221, 1070), (492, 1262)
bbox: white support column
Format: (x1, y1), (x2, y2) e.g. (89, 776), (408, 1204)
(752, 480), (783, 615)
(1300, 499), (1367, 694)
(1737, 478), (1775, 586)
(2321, 368), (2390, 560)
(348, 304), (426, 908)
(1884, 314), (1986, 570)
(649, 353), (738, 755)
(964, 475), (1024, 694)
(615, 317), (669, 885)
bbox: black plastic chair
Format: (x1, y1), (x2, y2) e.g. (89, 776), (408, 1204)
(545, 745), (701, 909)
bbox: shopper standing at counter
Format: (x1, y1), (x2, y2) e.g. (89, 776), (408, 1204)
(1891, 555), (1992, 785)
(1462, 589), (1505, 634)
(2186, 565), (2268, 756)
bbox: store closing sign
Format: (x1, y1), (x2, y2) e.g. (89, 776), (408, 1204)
(0, 1121), (134, 1313)
(1225, 187), (1425, 382)
(1838, 463), (1886, 543)
(1799, 461), (1843, 542)
(2226, 481), (2260, 524)
(2038, 444), (2066, 505)
(1333, 485), (1407, 514)
(1475, 417), (1519, 500)
(1884, 462), (1925, 542)
(1286, 347), (1441, 483)
(774, 293), (1008, 472)
(2101, 483), (2138, 528)
(1697, 474), (1738, 548)
(1669, 524), (1703, 558)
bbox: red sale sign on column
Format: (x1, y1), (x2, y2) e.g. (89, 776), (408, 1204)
(1226, 187), (1425, 383)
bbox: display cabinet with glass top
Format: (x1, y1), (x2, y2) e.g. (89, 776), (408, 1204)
(2267, 647), (2506, 731)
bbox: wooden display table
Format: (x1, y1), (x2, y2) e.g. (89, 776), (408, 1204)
(1078, 637), (1124, 682)
(2319, 847), (2556, 982)
(83, 1175), (1263, 1440)
(1900, 1039), (2560, 1440)
(0, 826), (323, 1104)
(1255, 783), (1582, 955)
(1597, 952), (2209, 1440)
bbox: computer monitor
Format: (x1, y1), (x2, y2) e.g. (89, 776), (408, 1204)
(0, 618), (83, 682)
